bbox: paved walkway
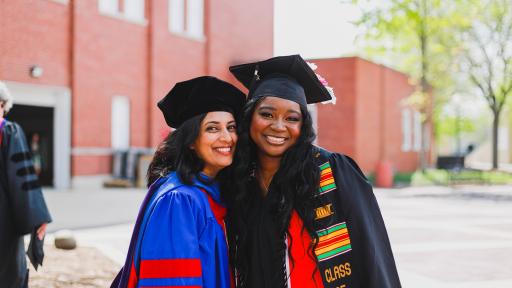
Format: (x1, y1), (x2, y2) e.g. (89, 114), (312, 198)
(40, 184), (512, 287)
(40, 187), (144, 267)
(43, 187), (146, 232)
(378, 185), (512, 288)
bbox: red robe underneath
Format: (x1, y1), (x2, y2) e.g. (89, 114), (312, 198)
(286, 211), (324, 288)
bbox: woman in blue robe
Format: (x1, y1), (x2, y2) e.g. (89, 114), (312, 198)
(112, 76), (245, 288)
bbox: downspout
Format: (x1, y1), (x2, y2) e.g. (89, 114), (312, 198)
(204, 0), (211, 75)
(69, 0), (76, 183)
(146, 0), (153, 148)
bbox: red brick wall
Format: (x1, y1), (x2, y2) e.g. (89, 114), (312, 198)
(314, 58), (357, 157)
(0, 0), (70, 85)
(1, 0), (274, 177)
(71, 1), (150, 175)
(381, 67), (418, 172)
(312, 57), (419, 174)
(148, 0), (274, 147)
(354, 58), (383, 173)
(206, 0), (274, 79)
(148, 0), (207, 147)
(72, 155), (112, 175)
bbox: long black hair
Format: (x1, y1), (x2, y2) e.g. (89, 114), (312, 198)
(147, 114), (206, 187)
(226, 97), (321, 287)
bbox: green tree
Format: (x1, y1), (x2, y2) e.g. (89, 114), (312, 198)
(458, 0), (512, 169)
(436, 116), (476, 138)
(352, 0), (473, 169)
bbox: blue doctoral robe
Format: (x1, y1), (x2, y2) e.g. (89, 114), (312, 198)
(112, 172), (232, 288)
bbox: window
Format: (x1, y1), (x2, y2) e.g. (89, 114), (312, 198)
(401, 108), (411, 152)
(98, 0), (145, 23)
(187, 0), (204, 37)
(402, 109), (423, 152)
(111, 96), (130, 150)
(99, 0), (119, 15)
(413, 111), (422, 152)
(124, 0), (145, 21)
(169, 0), (185, 33)
(169, 0), (204, 39)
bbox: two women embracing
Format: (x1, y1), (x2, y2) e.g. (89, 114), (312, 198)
(112, 55), (401, 288)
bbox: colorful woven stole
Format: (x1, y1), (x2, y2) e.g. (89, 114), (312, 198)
(312, 149), (355, 288)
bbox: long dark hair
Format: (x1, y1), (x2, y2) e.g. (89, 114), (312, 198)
(147, 114), (206, 187)
(226, 97), (320, 287)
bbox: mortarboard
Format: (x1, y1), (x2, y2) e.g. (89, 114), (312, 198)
(229, 55), (334, 107)
(27, 229), (45, 270)
(158, 76), (246, 128)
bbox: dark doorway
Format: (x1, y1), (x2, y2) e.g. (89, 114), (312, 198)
(7, 105), (54, 187)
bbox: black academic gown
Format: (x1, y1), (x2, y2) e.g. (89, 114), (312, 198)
(315, 147), (401, 288)
(0, 120), (52, 288)
(243, 146), (401, 288)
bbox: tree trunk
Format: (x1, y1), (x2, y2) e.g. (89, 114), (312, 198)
(492, 110), (500, 169)
(419, 122), (428, 171)
(419, 0), (430, 171)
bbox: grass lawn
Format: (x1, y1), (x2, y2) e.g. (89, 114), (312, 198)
(366, 169), (512, 186)
(411, 169), (512, 185)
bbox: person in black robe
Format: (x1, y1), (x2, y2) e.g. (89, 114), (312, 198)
(0, 81), (52, 288)
(225, 55), (401, 288)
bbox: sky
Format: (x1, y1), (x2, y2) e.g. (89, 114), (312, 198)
(274, 0), (361, 59)
(274, 0), (489, 117)
(273, 0), (496, 154)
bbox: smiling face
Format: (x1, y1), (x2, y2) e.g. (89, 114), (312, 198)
(192, 111), (237, 178)
(250, 96), (303, 159)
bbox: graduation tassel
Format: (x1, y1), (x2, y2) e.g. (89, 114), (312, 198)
(247, 64), (260, 100)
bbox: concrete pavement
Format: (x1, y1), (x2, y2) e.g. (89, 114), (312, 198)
(378, 185), (512, 288)
(41, 187), (145, 266)
(43, 187), (146, 232)
(41, 184), (512, 287)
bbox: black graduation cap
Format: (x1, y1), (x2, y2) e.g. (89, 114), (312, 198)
(27, 229), (45, 270)
(229, 55), (333, 107)
(158, 76), (246, 128)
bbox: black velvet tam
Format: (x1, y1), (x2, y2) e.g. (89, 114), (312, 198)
(229, 55), (332, 106)
(158, 76), (246, 128)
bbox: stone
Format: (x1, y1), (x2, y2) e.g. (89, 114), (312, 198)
(54, 230), (77, 250)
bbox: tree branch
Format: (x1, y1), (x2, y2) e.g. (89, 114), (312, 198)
(469, 72), (496, 111)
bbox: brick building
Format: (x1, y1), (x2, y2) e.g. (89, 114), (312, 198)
(310, 57), (425, 175)
(0, 0), (273, 188)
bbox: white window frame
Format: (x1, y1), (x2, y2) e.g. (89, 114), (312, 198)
(4, 81), (71, 189)
(111, 96), (131, 150)
(98, 0), (147, 25)
(169, 0), (185, 34)
(401, 108), (412, 152)
(168, 0), (205, 40)
(98, 0), (119, 15)
(413, 110), (422, 152)
(124, 0), (146, 22)
(187, 0), (204, 38)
